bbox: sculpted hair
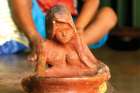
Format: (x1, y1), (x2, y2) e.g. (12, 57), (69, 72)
(45, 5), (76, 39)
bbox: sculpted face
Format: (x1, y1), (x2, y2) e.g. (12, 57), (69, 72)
(46, 5), (76, 40)
(54, 21), (74, 44)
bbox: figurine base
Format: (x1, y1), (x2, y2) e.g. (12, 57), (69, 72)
(22, 66), (109, 93)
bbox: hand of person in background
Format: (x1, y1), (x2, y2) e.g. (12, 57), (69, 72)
(28, 39), (46, 64)
(27, 39), (47, 77)
(28, 38), (47, 76)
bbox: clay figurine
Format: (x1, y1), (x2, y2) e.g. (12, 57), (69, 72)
(22, 5), (110, 93)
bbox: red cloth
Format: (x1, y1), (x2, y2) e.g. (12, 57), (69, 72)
(37, 0), (77, 15)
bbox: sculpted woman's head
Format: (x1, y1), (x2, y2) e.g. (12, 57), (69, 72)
(46, 5), (76, 44)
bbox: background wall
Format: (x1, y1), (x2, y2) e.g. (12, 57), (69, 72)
(133, 0), (140, 27)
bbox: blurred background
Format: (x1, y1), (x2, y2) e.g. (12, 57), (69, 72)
(78, 0), (140, 50)
(0, 0), (140, 93)
(100, 0), (140, 51)
(96, 0), (140, 93)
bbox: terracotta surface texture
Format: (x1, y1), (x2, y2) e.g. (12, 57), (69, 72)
(22, 5), (110, 93)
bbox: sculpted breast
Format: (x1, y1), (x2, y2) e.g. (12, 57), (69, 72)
(45, 42), (65, 65)
(66, 51), (79, 62)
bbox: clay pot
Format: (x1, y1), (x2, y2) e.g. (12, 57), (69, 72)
(22, 67), (109, 93)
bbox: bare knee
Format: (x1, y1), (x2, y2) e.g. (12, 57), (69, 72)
(97, 7), (118, 27)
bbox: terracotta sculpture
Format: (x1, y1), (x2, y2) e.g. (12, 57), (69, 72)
(22, 5), (110, 93)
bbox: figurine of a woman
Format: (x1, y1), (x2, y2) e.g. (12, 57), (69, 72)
(34, 5), (109, 78)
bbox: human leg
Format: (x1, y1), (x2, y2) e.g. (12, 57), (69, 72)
(81, 7), (117, 46)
